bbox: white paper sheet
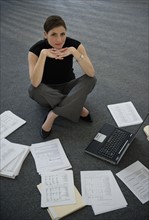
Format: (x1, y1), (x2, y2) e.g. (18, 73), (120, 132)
(30, 138), (72, 174)
(0, 139), (24, 170)
(92, 171), (127, 215)
(81, 170), (127, 215)
(0, 110), (26, 139)
(41, 170), (76, 207)
(116, 161), (149, 204)
(0, 141), (30, 178)
(107, 101), (143, 127)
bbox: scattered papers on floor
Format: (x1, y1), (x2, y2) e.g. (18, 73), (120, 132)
(37, 183), (86, 220)
(40, 170), (76, 208)
(107, 101), (143, 127)
(0, 139), (30, 179)
(30, 138), (72, 174)
(116, 161), (149, 204)
(0, 110), (26, 139)
(80, 170), (127, 215)
(0, 109), (147, 217)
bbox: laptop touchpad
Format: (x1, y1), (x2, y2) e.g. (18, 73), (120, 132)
(94, 133), (107, 143)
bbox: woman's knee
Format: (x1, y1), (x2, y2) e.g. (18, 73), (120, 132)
(28, 84), (44, 98)
(28, 85), (35, 98)
(90, 75), (97, 86)
(84, 75), (97, 89)
(28, 84), (50, 107)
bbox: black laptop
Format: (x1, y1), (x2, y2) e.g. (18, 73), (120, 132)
(85, 123), (139, 165)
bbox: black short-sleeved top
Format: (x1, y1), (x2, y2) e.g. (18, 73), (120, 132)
(29, 37), (81, 84)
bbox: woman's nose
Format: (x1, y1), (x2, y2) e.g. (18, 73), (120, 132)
(56, 35), (62, 42)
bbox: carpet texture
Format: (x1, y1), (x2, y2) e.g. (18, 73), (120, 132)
(0, 0), (149, 220)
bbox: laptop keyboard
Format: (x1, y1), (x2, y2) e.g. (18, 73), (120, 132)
(98, 129), (130, 159)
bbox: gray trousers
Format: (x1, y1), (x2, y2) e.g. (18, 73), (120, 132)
(28, 75), (97, 122)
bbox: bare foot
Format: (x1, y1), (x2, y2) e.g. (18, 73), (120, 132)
(80, 107), (89, 117)
(42, 111), (58, 132)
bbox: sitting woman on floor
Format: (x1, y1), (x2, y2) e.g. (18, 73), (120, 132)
(28, 15), (97, 138)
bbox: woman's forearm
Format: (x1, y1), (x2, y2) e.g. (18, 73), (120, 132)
(71, 47), (95, 77)
(30, 50), (47, 87)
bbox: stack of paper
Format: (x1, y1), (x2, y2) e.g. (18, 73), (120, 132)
(0, 139), (30, 179)
(107, 101), (143, 127)
(116, 161), (149, 204)
(37, 171), (86, 220)
(0, 110), (26, 139)
(80, 170), (127, 215)
(47, 186), (86, 220)
(30, 138), (72, 174)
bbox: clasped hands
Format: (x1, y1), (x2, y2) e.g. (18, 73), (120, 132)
(48, 47), (73, 60)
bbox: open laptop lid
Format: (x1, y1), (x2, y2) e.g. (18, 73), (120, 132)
(129, 113), (149, 142)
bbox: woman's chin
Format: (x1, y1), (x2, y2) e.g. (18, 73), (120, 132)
(54, 44), (64, 49)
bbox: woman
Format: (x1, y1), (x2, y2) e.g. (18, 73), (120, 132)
(28, 15), (97, 138)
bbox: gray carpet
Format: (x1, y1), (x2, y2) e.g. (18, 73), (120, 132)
(0, 0), (149, 220)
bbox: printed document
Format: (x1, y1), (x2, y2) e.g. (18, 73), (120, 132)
(107, 101), (143, 127)
(0, 110), (26, 139)
(41, 170), (76, 207)
(37, 183), (86, 220)
(116, 161), (149, 204)
(30, 138), (72, 174)
(0, 138), (24, 170)
(80, 170), (127, 215)
(0, 149), (29, 179)
(0, 139), (30, 179)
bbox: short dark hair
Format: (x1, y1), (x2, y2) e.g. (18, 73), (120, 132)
(44, 15), (67, 33)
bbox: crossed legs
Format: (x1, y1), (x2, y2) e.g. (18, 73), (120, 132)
(28, 75), (97, 137)
(42, 107), (89, 133)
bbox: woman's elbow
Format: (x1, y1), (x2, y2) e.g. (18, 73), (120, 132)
(30, 79), (40, 88)
(89, 68), (95, 77)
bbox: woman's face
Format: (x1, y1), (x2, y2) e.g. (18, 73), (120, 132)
(45, 26), (67, 49)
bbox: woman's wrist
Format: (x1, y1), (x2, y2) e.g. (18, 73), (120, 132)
(40, 49), (48, 58)
(70, 47), (84, 62)
(69, 46), (76, 56)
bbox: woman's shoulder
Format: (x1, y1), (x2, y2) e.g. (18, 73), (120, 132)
(29, 39), (51, 56)
(65, 37), (81, 48)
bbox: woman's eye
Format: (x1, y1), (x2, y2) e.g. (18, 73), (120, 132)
(50, 33), (65, 37)
(51, 33), (57, 37)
